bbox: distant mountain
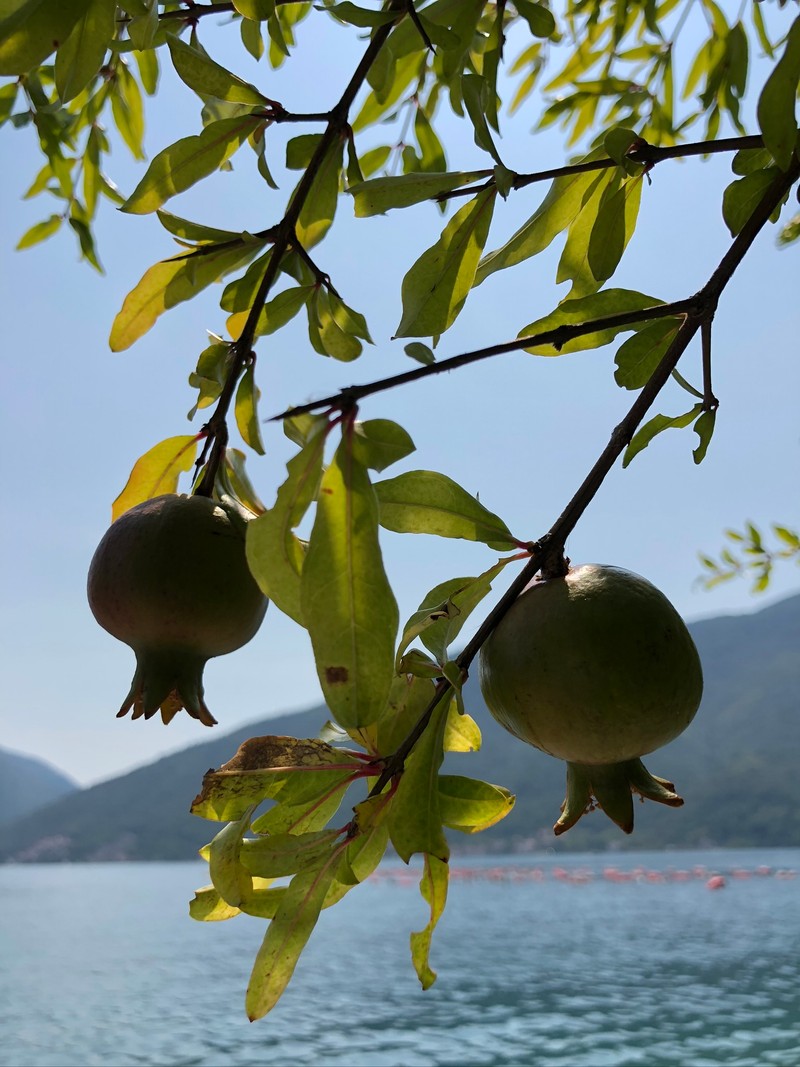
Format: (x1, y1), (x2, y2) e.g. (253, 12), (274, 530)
(1, 593), (797, 861)
(0, 748), (78, 827)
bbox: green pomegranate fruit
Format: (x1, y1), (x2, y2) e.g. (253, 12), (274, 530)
(87, 493), (268, 727)
(479, 564), (703, 835)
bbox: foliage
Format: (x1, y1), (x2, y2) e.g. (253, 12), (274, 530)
(699, 521), (800, 592)
(2, 0), (799, 1018)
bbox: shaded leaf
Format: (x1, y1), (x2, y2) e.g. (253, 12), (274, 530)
(351, 419), (416, 472)
(111, 435), (199, 522)
(614, 319), (680, 390)
(54, 0), (115, 103)
(395, 188), (496, 338)
(404, 341), (435, 364)
(294, 136), (344, 248)
(389, 700), (449, 863)
(757, 15), (800, 171)
(246, 434), (325, 624)
(0, 0), (91, 76)
(374, 470), (517, 548)
(722, 168), (780, 236)
(240, 829), (343, 878)
(622, 404), (703, 467)
(693, 409), (716, 464)
(301, 437), (398, 730)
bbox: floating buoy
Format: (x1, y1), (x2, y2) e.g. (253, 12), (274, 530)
(706, 874), (726, 890)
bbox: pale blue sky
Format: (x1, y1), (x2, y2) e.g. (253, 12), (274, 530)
(1, 9), (798, 786)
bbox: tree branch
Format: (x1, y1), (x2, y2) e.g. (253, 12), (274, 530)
(435, 134), (767, 203)
(369, 156), (800, 796)
(194, 0), (407, 496)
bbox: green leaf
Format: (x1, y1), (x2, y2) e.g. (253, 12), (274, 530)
(245, 853), (342, 1020)
(233, 0), (275, 18)
(622, 404), (703, 467)
(557, 169), (614, 297)
(110, 241), (260, 351)
(157, 210), (244, 245)
(234, 365), (266, 455)
(15, 214), (62, 250)
(240, 829), (343, 878)
(587, 172), (642, 283)
(286, 132), (321, 170)
(250, 773), (350, 835)
(443, 703), (481, 753)
(614, 319), (680, 390)
(514, 0), (556, 39)
(0, 0), (91, 76)
(389, 700), (449, 864)
(111, 435), (199, 521)
(462, 73), (502, 165)
(307, 288), (363, 361)
(348, 170), (488, 217)
(188, 339), (230, 418)
(375, 470), (516, 548)
(110, 60), (146, 160)
(404, 341), (435, 364)
(757, 15), (800, 171)
(243, 284), (313, 340)
(294, 137), (344, 248)
(409, 854), (449, 990)
(122, 115), (265, 215)
(54, 0), (114, 103)
(395, 188), (496, 338)
(191, 735), (351, 822)
(245, 434), (325, 625)
(475, 153), (605, 286)
(220, 447), (266, 516)
(325, 1), (398, 28)
(692, 409), (716, 464)
(419, 560), (509, 663)
(376, 673), (438, 756)
(189, 884), (242, 922)
(350, 419), (416, 472)
(518, 288), (666, 355)
(167, 34), (270, 106)
(301, 437), (399, 730)
(335, 796), (390, 885)
(438, 775), (515, 833)
(414, 107), (446, 173)
(722, 168), (781, 236)
(208, 808), (254, 907)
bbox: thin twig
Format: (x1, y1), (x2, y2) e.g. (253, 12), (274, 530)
(194, 0), (407, 496)
(369, 157), (800, 796)
(268, 298), (698, 422)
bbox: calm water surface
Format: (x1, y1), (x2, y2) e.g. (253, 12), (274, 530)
(1, 848), (798, 1067)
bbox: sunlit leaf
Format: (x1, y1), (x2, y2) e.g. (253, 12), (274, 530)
(122, 115), (265, 214)
(614, 319), (680, 390)
(234, 365), (266, 455)
(111, 435), (200, 522)
(208, 807), (254, 907)
(443, 700), (481, 753)
(438, 775), (515, 833)
(294, 137), (344, 248)
(240, 829), (343, 878)
(395, 188), (496, 338)
(519, 288), (666, 355)
(15, 214), (62, 250)
(301, 437), (398, 730)
(348, 170), (488, 217)
(0, 0), (91, 76)
(409, 854), (449, 990)
(376, 673), (438, 756)
(374, 470), (517, 548)
(189, 884), (241, 922)
(167, 34), (270, 105)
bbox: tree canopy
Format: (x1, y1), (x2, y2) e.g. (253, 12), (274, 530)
(1, 0), (799, 1019)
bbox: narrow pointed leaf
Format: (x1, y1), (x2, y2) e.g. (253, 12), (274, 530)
(443, 703), (481, 753)
(111, 435), (200, 521)
(693, 409), (716, 464)
(757, 15), (800, 170)
(245, 855), (341, 1020)
(54, 0), (115, 103)
(409, 855), (449, 990)
(395, 188), (496, 338)
(246, 434), (325, 624)
(519, 289), (666, 355)
(294, 138), (344, 249)
(167, 34), (271, 105)
(122, 115), (264, 215)
(623, 404), (703, 467)
(348, 170), (487, 217)
(208, 808), (255, 907)
(234, 365), (266, 454)
(240, 829), (343, 878)
(614, 320), (680, 390)
(16, 214), (62, 250)
(389, 700), (449, 864)
(301, 437), (398, 730)
(0, 0), (91, 76)
(350, 419), (416, 472)
(189, 884), (241, 922)
(374, 470), (516, 548)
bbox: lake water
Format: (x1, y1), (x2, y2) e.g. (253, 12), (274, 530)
(0, 848), (798, 1067)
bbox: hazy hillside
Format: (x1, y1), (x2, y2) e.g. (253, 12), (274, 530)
(1, 593), (797, 861)
(0, 748), (78, 827)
